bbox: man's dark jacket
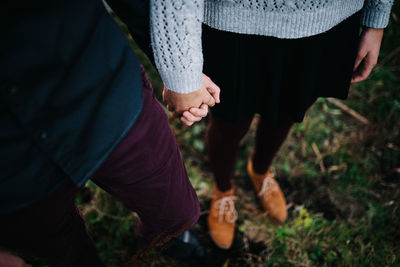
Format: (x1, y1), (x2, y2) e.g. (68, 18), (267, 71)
(0, 0), (152, 213)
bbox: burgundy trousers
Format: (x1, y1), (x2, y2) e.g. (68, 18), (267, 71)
(0, 71), (200, 266)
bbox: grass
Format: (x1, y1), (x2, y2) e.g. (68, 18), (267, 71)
(25, 3), (400, 266)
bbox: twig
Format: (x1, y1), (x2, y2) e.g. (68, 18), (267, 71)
(326, 98), (370, 125)
(312, 142), (326, 173)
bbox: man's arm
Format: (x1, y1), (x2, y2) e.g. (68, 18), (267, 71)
(105, 0), (154, 65)
(107, 0), (219, 125)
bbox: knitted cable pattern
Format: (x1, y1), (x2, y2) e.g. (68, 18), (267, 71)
(150, 0), (204, 94)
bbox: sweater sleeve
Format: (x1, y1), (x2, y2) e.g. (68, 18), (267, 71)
(361, 0), (394, 28)
(150, 0), (204, 94)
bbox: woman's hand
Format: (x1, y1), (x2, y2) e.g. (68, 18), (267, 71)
(351, 27), (384, 83)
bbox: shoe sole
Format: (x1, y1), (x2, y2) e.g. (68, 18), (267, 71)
(208, 231), (233, 250)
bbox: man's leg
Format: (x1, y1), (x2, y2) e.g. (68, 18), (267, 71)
(91, 70), (200, 248)
(0, 181), (104, 267)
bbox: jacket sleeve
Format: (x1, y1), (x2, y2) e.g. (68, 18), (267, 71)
(104, 0), (155, 66)
(361, 0), (395, 28)
(150, 0), (204, 94)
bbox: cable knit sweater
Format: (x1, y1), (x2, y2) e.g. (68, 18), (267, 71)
(150, 0), (394, 94)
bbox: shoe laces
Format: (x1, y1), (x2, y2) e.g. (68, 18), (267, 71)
(213, 196), (238, 224)
(258, 174), (279, 198)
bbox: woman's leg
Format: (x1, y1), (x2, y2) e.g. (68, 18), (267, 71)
(244, 111), (294, 224)
(252, 112), (294, 174)
(206, 113), (254, 249)
(252, 95), (318, 173)
(207, 114), (254, 192)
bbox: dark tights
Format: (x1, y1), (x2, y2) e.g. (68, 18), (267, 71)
(207, 113), (294, 192)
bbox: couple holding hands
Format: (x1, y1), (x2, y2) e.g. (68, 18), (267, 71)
(0, 0), (393, 265)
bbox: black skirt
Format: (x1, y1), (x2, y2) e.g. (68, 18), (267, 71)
(202, 12), (361, 125)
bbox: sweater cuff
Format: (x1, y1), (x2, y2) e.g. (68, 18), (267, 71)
(361, 8), (391, 28)
(160, 70), (203, 94)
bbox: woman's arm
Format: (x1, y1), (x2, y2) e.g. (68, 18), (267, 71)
(150, 0), (221, 126)
(150, 0), (204, 94)
(352, 0), (394, 83)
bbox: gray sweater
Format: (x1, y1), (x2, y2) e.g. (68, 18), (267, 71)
(150, 0), (394, 94)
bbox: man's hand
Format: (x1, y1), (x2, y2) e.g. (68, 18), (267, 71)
(163, 74), (220, 126)
(352, 27), (384, 83)
(0, 252), (32, 267)
(180, 104), (209, 126)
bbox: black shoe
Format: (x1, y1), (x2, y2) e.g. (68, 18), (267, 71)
(163, 230), (209, 266)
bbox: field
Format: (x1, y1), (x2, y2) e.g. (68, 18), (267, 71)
(28, 4), (400, 267)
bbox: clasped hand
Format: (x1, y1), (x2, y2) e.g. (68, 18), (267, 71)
(163, 73), (220, 126)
